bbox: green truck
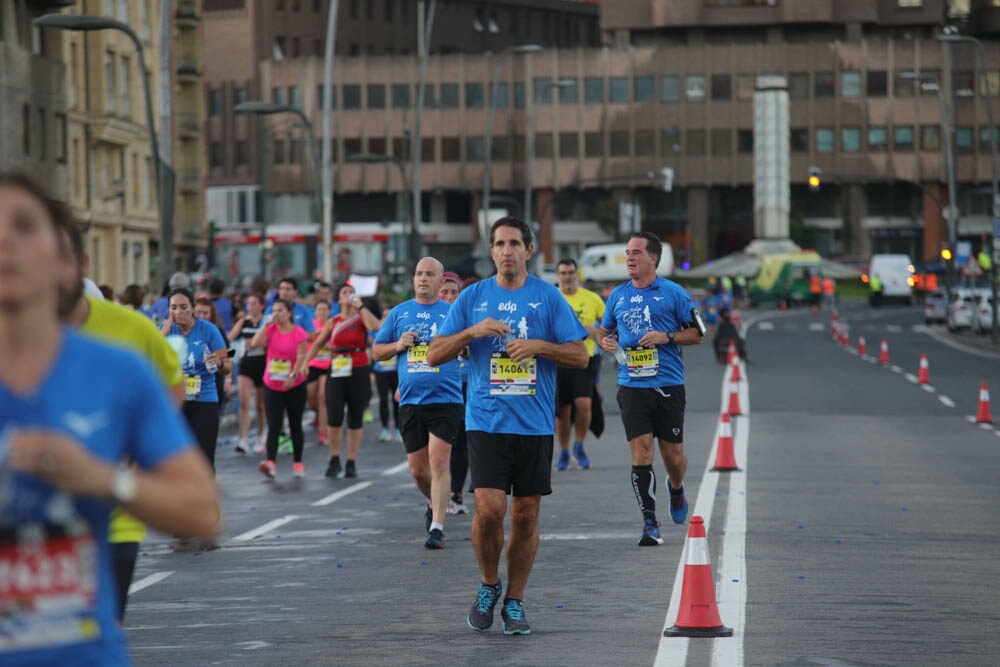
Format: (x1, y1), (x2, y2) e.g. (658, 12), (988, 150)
(748, 252), (824, 306)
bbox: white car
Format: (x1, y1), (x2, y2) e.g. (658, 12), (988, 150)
(923, 288), (948, 324)
(946, 288), (977, 332)
(973, 292), (996, 335)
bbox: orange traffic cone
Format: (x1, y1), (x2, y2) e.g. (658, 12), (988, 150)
(730, 356), (742, 383)
(878, 339), (889, 365)
(917, 354), (930, 384)
(857, 335), (866, 356)
(726, 340), (737, 364)
(663, 516), (733, 638)
(976, 383), (993, 424)
(727, 381), (742, 416)
(711, 413), (740, 472)
(839, 326), (849, 348)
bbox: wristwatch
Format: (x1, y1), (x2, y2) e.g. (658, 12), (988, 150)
(667, 331), (676, 343)
(110, 466), (138, 504)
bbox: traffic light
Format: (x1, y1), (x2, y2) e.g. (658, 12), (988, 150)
(941, 248), (952, 261)
(808, 166), (821, 192)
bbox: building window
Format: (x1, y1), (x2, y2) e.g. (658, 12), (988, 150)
(491, 83), (508, 109)
(635, 130), (654, 157)
(660, 75), (680, 102)
(288, 86), (301, 108)
(558, 80), (578, 104)
(634, 76), (654, 102)
(953, 70), (975, 95)
(738, 129), (753, 154)
(440, 83), (459, 109)
(234, 141), (247, 167)
(441, 137), (460, 162)
(816, 128), (835, 153)
(392, 84), (410, 109)
(584, 77), (603, 103)
(788, 73), (809, 100)
(493, 137), (509, 160)
(316, 85), (336, 109)
(273, 139), (286, 164)
(272, 87), (285, 104)
(422, 84), (437, 108)
(466, 137), (485, 161)
(981, 71), (1000, 96)
(736, 75), (755, 101)
(955, 127), (973, 151)
(104, 52), (116, 113)
(37, 109), (46, 161)
(369, 137), (386, 155)
(790, 128), (808, 152)
(367, 84), (386, 109)
(235, 87), (247, 106)
(814, 72), (835, 98)
(842, 127), (861, 151)
(514, 82), (525, 109)
(661, 128), (680, 157)
(210, 142), (224, 168)
(343, 85), (361, 109)
(921, 125), (941, 150)
(711, 74), (731, 101)
(533, 79), (554, 105)
(685, 76), (706, 102)
(609, 131), (629, 156)
(535, 134), (553, 159)
(841, 71), (861, 98)
(120, 56), (131, 118)
(686, 129), (706, 156)
(392, 137), (410, 161)
(466, 83), (484, 108)
(979, 126), (998, 149)
(584, 132), (603, 157)
(55, 113), (67, 163)
(559, 132), (578, 158)
(711, 128), (731, 156)
(894, 71), (916, 97)
(208, 89), (222, 116)
(289, 139), (304, 164)
(609, 77), (629, 103)
(344, 138), (363, 159)
(867, 71), (887, 97)
(868, 126), (887, 150)
(894, 125), (914, 150)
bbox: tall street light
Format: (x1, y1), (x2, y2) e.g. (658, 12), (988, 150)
(320, 0), (341, 283)
(411, 0), (437, 277)
(481, 43), (543, 273)
(35, 13), (173, 288)
(347, 152), (415, 272)
(939, 32), (1000, 343)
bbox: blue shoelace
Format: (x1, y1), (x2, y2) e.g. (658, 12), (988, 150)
(504, 600), (524, 621)
(476, 586), (498, 613)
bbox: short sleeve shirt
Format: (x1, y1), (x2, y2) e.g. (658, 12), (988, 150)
(263, 324), (309, 391)
(168, 318), (226, 403)
(561, 287), (606, 357)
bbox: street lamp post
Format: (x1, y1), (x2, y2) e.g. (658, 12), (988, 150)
(939, 33), (1000, 343)
(410, 0), (437, 275)
(348, 152), (415, 272)
(35, 13), (173, 288)
(320, 0), (341, 283)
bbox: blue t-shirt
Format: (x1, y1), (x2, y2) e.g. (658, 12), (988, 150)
(213, 297), (233, 331)
(601, 277), (693, 388)
(0, 332), (193, 666)
(374, 299), (462, 406)
(439, 276), (587, 435)
(265, 302), (316, 333)
(169, 318), (227, 403)
(150, 295), (169, 323)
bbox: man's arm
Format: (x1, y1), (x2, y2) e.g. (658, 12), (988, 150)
(637, 327), (703, 347)
(507, 338), (588, 368)
(595, 326), (617, 353)
(427, 330), (474, 366)
(372, 330), (415, 362)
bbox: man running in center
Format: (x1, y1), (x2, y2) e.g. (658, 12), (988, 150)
(428, 217), (588, 636)
(372, 257), (463, 550)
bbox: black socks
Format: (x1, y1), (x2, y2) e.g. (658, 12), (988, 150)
(631, 465), (656, 521)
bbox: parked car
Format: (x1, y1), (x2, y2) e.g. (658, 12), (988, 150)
(923, 288), (948, 324)
(946, 288), (977, 332)
(973, 293), (995, 335)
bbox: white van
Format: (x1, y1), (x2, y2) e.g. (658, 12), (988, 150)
(578, 242), (674, 285)
(866, 254), (915, 305)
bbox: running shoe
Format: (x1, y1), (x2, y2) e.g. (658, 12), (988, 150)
(278, 433), (293, 455)
(378, 427), (392, 442)
(467, 580), (502, 632)
(293, 462), (305, 479)
(669, 491), (688, 525)
(447, 492), (468, 515)
(317, 430), (327, 445)
(344, 460), (357, 478)
(555, 449), (571, 471)
(393, 429), (403, 442)
(325, 457), (341, 478)
(235, 439), (249, 454)
(501, 598), (531, 635)
(259, 460), (277, 480)
(638, 518), (663, 546)
(363, 408), (374, 423)
(572, 442), (591, 470)
(252, 436), (266, 455)
(425, 528), (445, 549)
(425, 504), (433, 532)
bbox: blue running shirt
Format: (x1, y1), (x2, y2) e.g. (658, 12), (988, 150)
(168, 318), (226, 403)
(601, 277), (694, 388)
(265, 302), (317, 332)
(439, 276), (587, 435)
(0, 332), (193, 666)
(374, 299), (462, 406)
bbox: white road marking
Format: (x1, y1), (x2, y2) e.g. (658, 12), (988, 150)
(311, 480), (373, 507)
(966, 415), (978, 424)
(230, 515), (299, 543)
(808, 322), (825, 331)
(381, 461), (410, 476)
(757, 321), (774, 331)
(904, 373), (918, 383)
(939, 395), (955, 407)
(890, 365), (903, 373)
(980, 423), (994, 431)
(713, 414), (748, 667)
(886, 324), (902, 333)
(129, 571), (175, 595)
(922, 384), (936, 393)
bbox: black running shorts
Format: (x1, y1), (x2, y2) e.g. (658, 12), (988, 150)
(616, 384), (686, 443)
(398, 403), (463, 454)
(467, 431), (554, 497)
(238, 356), (266, 388)
(556, 365), (595, 406)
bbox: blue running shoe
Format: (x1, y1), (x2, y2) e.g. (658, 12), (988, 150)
(572, 442), (591, 470)
(555, 449), (571, 471)
(638, 518), (663, 546)
(501, 598), (531, 635)
(669, 492), (688, 525)
(467, 580), (502, 632)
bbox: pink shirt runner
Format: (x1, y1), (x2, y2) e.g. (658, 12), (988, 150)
(263, 323), (308, 391)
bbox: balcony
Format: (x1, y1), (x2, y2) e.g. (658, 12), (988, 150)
(176, 1), (200, 28)
(178, 112), (201, 140)
(179, 169), (202, 193)
(176, 58), (201, 82)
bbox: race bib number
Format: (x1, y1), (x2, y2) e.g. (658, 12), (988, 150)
(377, 356), (397, 372)
(406, 345), (438, 373)
(625, 346), (659, 378)
(329, 355), (353, 378)
(184, 374), (202, 400)
(269, 359), (292, 381)
(489, 352), (537, 395)
(0, 524), (101, 653)
(245, 345), (265, 358)
(315, 347), (332, 362)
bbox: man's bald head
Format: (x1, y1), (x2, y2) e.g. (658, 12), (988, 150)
(413, 256), (445, 302)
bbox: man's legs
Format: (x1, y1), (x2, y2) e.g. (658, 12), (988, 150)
(658, 439), (687, 491)
(572, 395), (592, 444)
(555, 404), (573, 469)
(428, 435), (452, 526)
(505, 494), (541, 600)
(471, 488), (507, 585)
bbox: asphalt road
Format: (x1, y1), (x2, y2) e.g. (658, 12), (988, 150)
(123, 299), (1000, 667)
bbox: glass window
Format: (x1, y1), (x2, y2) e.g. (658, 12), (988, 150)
(392, 137), (410, 161)
(422, 84), (437, 109)
(660, 75), (679, 102)
(208, 89), (222, 116)
(711, 128), (731, 156)
(558, 80), (578, 104)
(366, 84), (385, 109)
(982, 71), (1000, 96)
(392, 84), (410, 109)
(841, 71), (861, 98)
(867, 70), (887, 97)
(711, 74), (731, 101)
(490, 137), (508, 160)
(790, 128), (808, 152)
(465, 83), (484, 109)
(342, 85), (361, 109)
(440, 83), (459, 109)
(514, 82), (525, 109)
(738, 129), (753, 153)
(921, 125), (941, 150)
(369, 137), (386, 155)
(953, 70), (975, 95)
(816, 127), (835, 153)
(894, 125), (914, 149)
(920, 69), (941, 95)
(492, 83), (509, 109)
(686, 129), (706, 156)
(236, 87), (247, 106)
(736, 75), (755, 101)
(584, 131), (603, 157)
(533, 79), (554, 105)
(868, 126), (887, 150)
(441, 137), (460, 162)
(635, 130), (654, 156)
(842, 127), (861, 151)
(814, 72), (835, 98)
(535, 134), (553, 159)
(634, 76), (654, 102)
(344, 138), (363, 160)
(610, 131), (629, 156)
(466, 137), (484, 161)
(513, 135), (525, 161)
(209, 142), (224, 168)
(610, 77), (629, 103)
(788, 73), (809, 100)
(955, 126), (973, 150)
(661, 128), (681, 157)
(273, 139), (286, 164)
(685, 76), (706, 101)
(980, 126), (998, 149)
(271, 86), (284, 105)
(584, 77), (603, 103)
(316, 85), (335, 109)
(894, 71), (915, 97)
(559, 132), (578, 157)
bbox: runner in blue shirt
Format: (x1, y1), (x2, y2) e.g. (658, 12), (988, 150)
(265, 277), (316, 336)
(428, 217), (588, 636)
(439, 271), (471, 514)
(373, 257), (463, 550)
(596, 232), (704, 548)
(0, 172), (218, 666)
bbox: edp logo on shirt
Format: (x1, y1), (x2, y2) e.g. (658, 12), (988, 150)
(497, 302), (518, 313)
